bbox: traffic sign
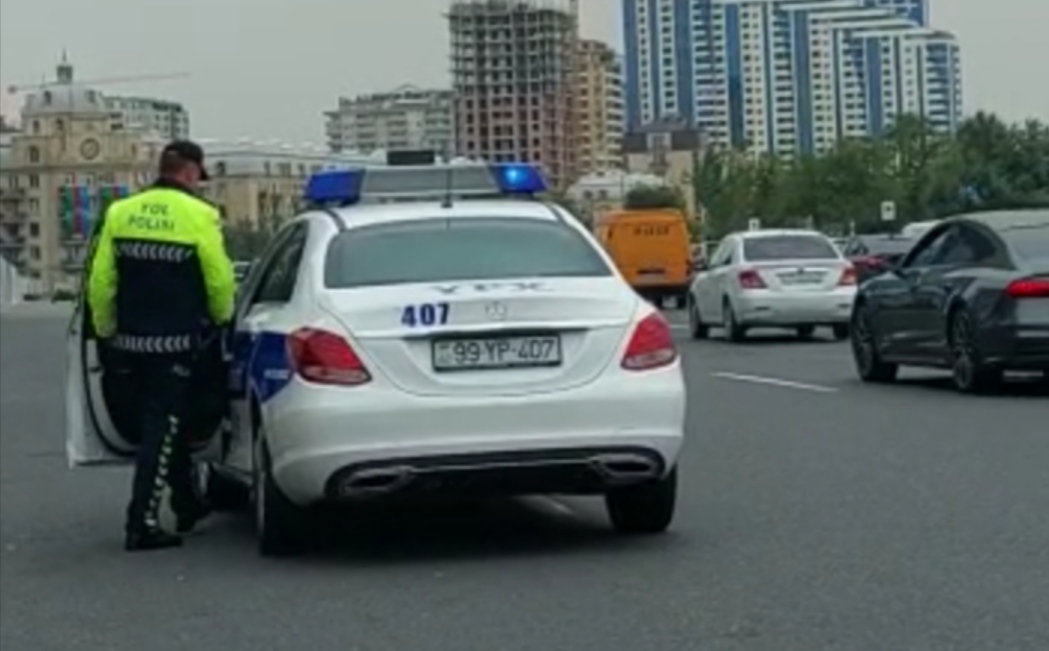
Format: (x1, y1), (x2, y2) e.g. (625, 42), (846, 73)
(748, 218), (761, 231)
(880, 200), (896, 222)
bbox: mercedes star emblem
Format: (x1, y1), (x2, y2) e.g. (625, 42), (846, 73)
(485, 301), (508, 320)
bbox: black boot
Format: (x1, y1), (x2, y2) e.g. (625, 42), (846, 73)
(174, 500), (212, 534)
(125, 528), (183, 552)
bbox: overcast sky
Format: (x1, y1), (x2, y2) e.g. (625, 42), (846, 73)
(1, 0), (1046, 142)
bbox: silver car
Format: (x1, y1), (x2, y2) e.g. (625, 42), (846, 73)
(687, 229), (857, 342)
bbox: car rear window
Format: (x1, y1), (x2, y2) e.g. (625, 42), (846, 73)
(325, 217), (612, 288)
(742, 235), (839, 261)
(1001, 224), (1049, 262)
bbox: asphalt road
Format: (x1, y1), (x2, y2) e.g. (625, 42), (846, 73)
(1, 305), (1046, 651)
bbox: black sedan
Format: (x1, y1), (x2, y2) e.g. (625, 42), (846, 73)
(840, 233), (915, 283)
(850, 209), (1049, 393)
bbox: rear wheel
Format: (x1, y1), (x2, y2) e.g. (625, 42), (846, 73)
(831, 324), (850, 341)
(851, 305), (898, 383)
(605, 468), (677, 535)
(253, 429), (307, 557)
(671, 293), (687, 310)
(949, 309), (1002, 394)
(722, 299), (746, 343)
(687, 295), (709, 340)
(796, 325), (816, 339)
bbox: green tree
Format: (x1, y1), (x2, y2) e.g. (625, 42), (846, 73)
(692, 149), (765, 237)
(548, 193), (591, 227)
(624, 184), (686, 211)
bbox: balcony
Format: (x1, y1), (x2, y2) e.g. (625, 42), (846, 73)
(0, 210), (29, 222)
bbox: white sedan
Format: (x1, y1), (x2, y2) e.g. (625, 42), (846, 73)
(66, 163), (687, 556)
(687, 229), (857, 342)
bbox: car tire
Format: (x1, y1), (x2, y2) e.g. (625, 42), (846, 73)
(672, 293), (687, 310)
(253, 432), (306, 557)
(687, 295), (709, 339)
(722, 299), (746, 343)
(605, 468), (677, 535)
(201, 463), (250, 512)
(851, 305), (898, 383)
(831, 324), (850, 341)
(796, 325), (816, 339)
(949, 309), (1001, 394)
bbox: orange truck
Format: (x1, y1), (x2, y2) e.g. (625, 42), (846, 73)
(594, 208), (693, 308)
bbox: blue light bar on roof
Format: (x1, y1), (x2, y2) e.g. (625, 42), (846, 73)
(304, 169), (365, 206)
(303, 163), (548, 207)
(491, 163), (547, 194)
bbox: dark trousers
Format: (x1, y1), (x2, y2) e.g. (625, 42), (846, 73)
(124, 353), (197, 533)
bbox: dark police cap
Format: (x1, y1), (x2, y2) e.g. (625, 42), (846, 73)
(161, 140), (210, 180)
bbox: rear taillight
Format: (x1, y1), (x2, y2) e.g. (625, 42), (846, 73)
(1005, 278), (1049, 298)
(287, 327), (371, 386)
(621, 313), (678, 371)
(738, 269), (766, 289)
(839, 266), (857, 286)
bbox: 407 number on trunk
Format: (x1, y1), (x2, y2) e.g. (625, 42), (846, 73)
(401, 302), (450, 327)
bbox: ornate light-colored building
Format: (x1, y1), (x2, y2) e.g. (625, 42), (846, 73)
(0, 60), (163, 290)
(201, 142), (382, 231)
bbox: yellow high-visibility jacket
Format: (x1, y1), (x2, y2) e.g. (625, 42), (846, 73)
(87, 182), (235, 351)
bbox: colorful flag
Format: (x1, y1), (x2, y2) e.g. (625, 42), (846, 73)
(72, 185), (90, 237)
(58, 186), (74, 239)
(79, 185), (93, 236)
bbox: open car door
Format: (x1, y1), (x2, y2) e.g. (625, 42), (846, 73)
(65, 221), (230, 467)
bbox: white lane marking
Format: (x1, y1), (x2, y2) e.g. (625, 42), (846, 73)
(711, 371), (838, 393)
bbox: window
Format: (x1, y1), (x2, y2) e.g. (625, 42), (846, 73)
(742, 235), (838, 261)
(28, 174), (40, 188)
(936, 226), (997, 266)
(709, 240), (733, 267)
(253, 224), (308, 303)
(28, 147), (40, 164)
(905, 227), (952, 268)
(842, 240), (864, 257)
(325, 218), (611, 289)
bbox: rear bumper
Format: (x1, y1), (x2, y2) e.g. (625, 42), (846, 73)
(263, 366), (686, 505)
(633, 282), (689, 297)
(980, 326), (1049, 370)
(735, 289), (856, 326)
(324, 447), (667, 501)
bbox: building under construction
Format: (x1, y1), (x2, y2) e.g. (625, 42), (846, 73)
(448, 0), (578, 189)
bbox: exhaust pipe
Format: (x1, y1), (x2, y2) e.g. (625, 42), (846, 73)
(336, 466), (415, 498)
(590, 453), (661, 484)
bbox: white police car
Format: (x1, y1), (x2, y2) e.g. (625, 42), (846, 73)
(66, 163), (687, 556)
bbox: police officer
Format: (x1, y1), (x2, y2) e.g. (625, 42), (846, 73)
(87, 140), (236, 552)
